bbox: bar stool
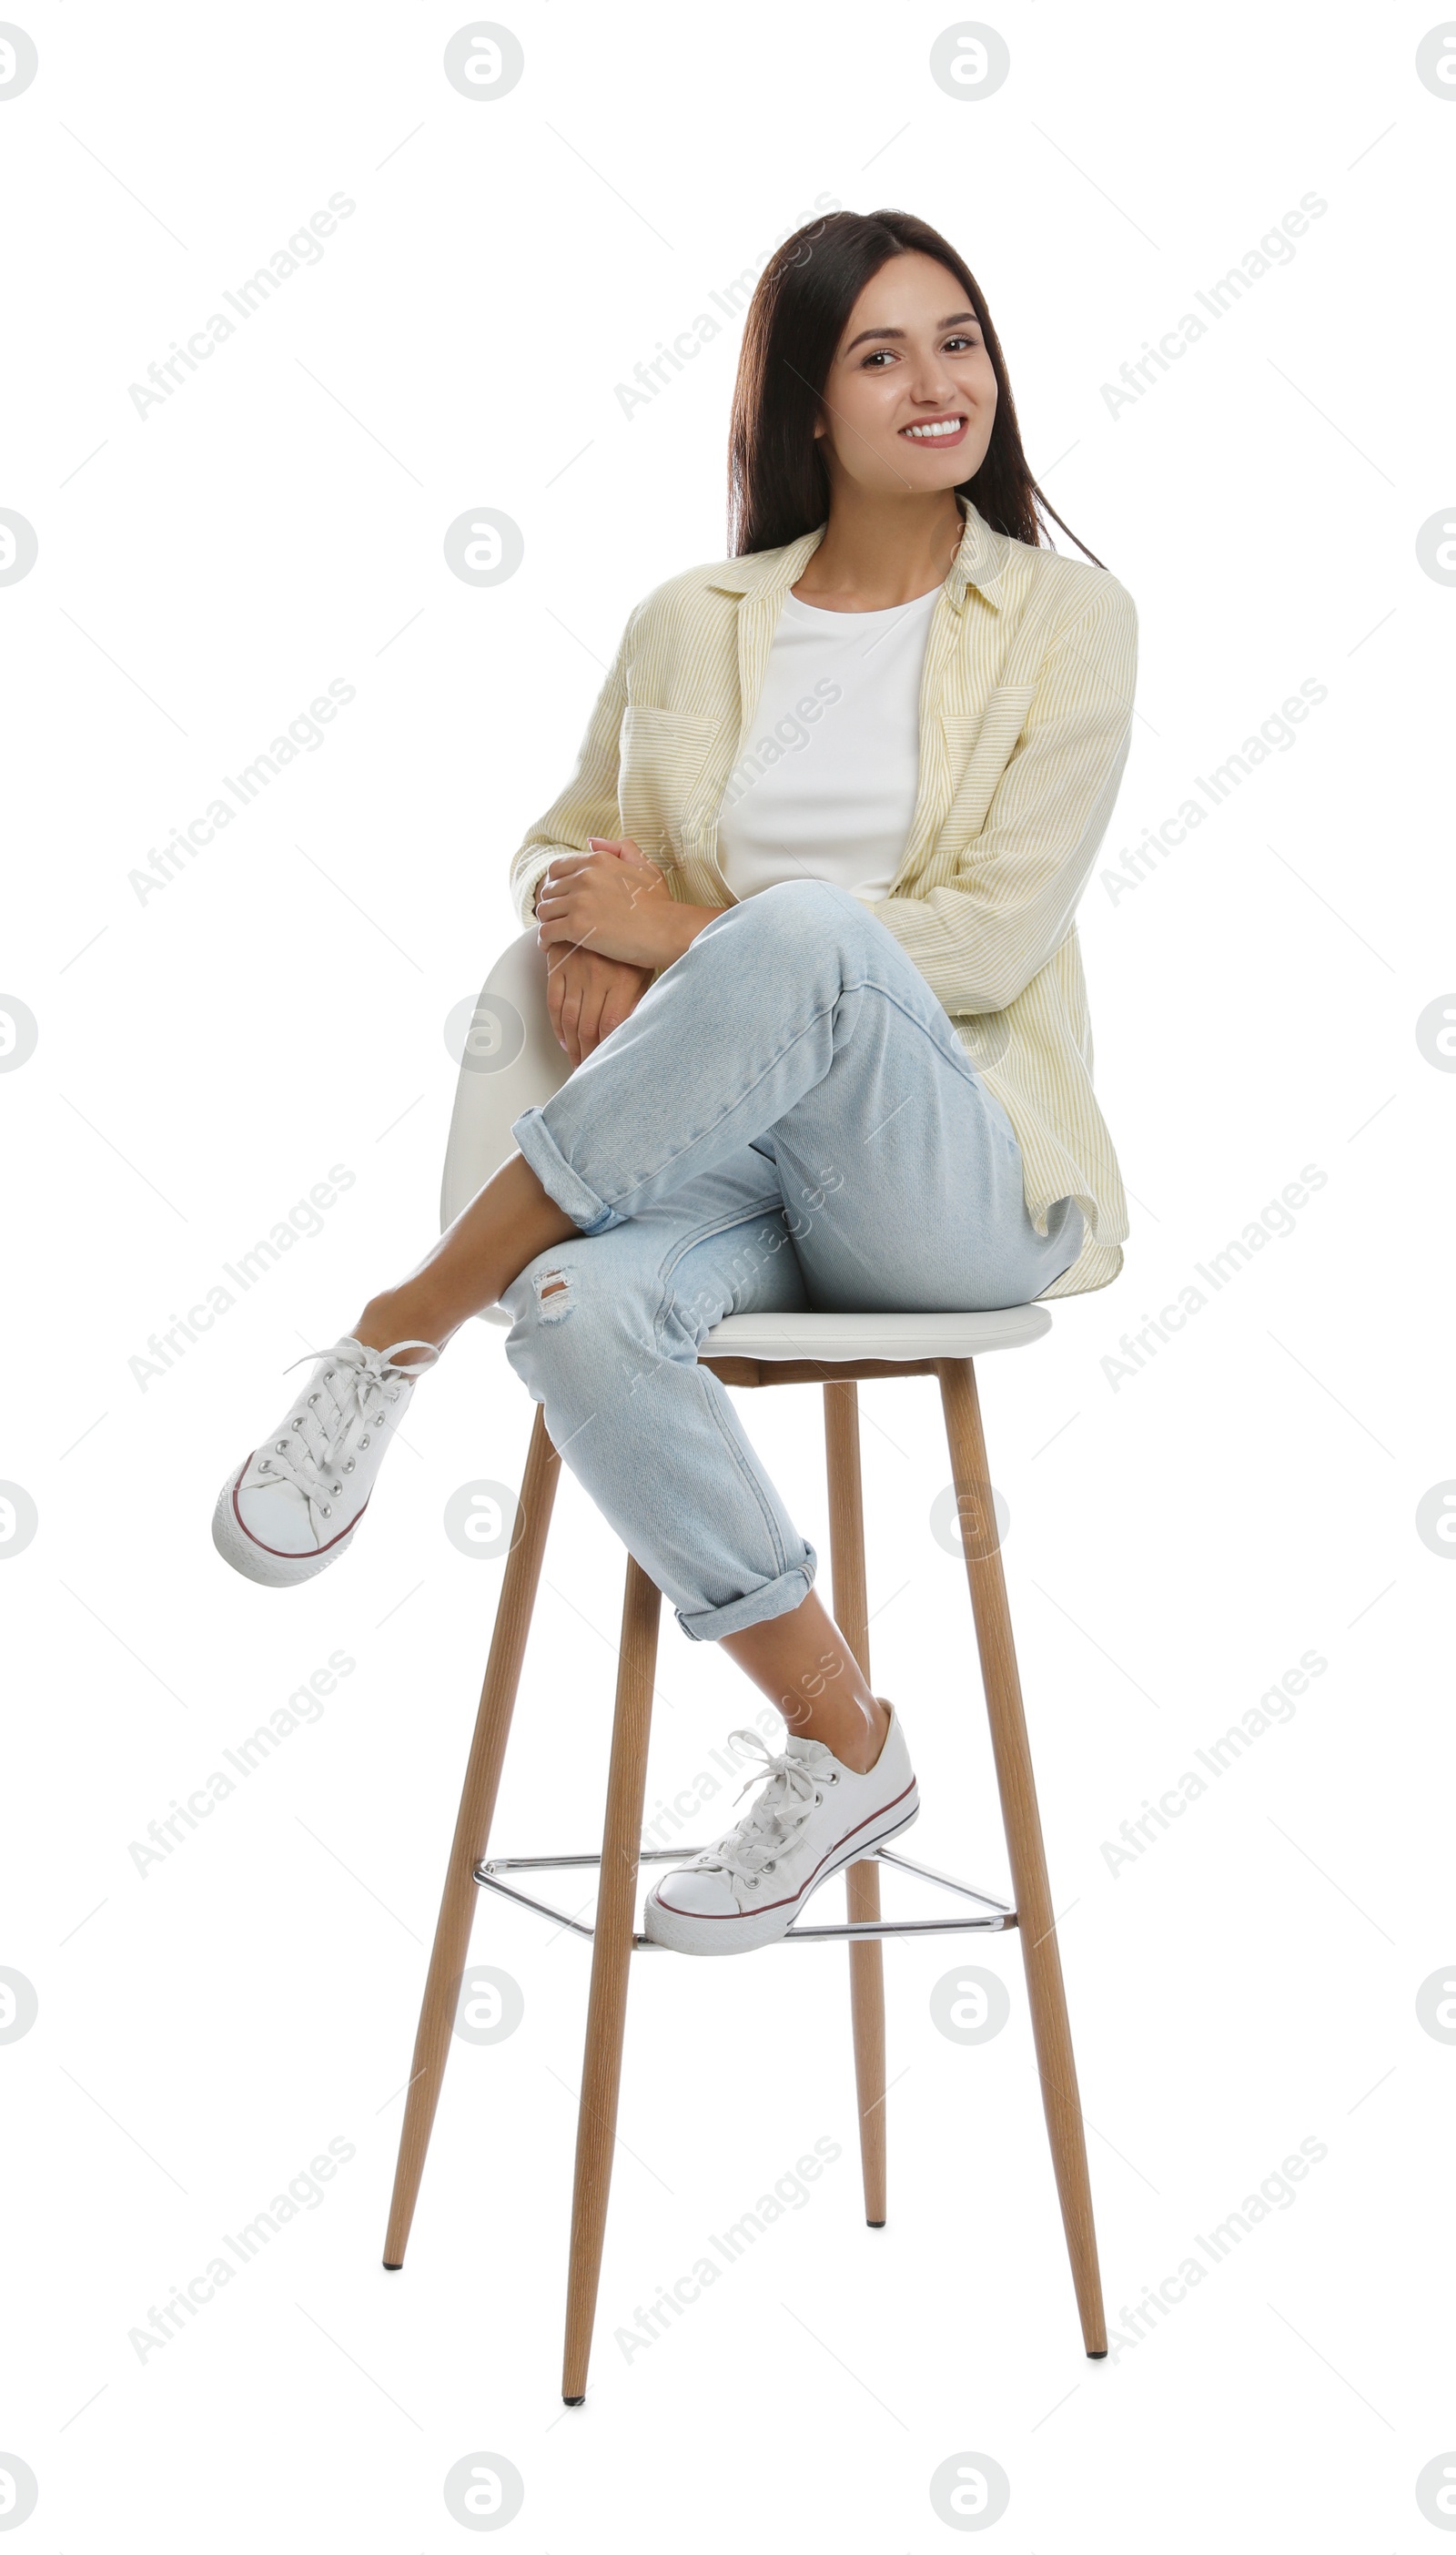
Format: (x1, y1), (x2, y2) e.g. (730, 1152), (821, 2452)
(382, 930), (1107, 2398)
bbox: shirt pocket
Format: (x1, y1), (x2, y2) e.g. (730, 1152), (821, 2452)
(939, 685), (1038, 844)
(618, 704), (721, 859)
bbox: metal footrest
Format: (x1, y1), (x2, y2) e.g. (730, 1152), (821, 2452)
(472, 1842), (1016, 1946)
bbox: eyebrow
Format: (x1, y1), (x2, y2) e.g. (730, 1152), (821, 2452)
(842, 310), (979, 352)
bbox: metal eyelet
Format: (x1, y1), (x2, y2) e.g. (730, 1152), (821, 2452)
(259, 1459), (271, 1472)
(343, 1458), (355, 1474)
(324, 1370), (334, 1382)
(763, 1860), (776, 1874)
(319, 1504), (332, 1517)
(308, 1393), (320, 1405)
(359, 1434), (370, 1449)
(330, 1481), (341, 1494)
(275, 1440), (289, 1453)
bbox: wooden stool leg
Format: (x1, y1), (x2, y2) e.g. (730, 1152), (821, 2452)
(936, 1358), (1108, 2357)
(824, 1380), (888, 2227)
(561, 1556), (662, 2403)
(382, 1406), (560, 2268)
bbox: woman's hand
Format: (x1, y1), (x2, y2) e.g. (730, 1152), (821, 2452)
(535, 836), (720, 970)
(544, 945), (653, 1068)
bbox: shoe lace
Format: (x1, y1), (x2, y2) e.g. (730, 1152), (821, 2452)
(257, 1337), (440, 1516)
(695, 1729), (833, 1886)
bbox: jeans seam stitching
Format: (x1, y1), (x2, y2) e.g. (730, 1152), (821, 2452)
(694, 1364), (792, 1581)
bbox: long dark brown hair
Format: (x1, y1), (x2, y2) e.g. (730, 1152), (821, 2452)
(727, 207), (1104, 567)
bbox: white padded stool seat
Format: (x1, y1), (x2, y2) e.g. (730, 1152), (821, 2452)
(703, 1307), (1051, 1360)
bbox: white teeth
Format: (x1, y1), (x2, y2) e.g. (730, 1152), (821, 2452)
(904, 419), (964, 439)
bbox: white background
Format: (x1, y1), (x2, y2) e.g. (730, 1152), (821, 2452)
(5, 2), (1454, 2545)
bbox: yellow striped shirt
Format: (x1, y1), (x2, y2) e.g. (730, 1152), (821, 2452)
(511, 496), (1138, 1297)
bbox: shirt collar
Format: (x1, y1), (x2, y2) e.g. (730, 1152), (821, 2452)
(707, 494), (1008, 613)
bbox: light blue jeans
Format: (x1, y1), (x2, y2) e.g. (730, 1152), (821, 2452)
(504, 880), (1081, 1641)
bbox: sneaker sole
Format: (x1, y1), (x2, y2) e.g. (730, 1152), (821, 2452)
(642, 1790), (920, 1957)
(210, 1465), (363, 1589)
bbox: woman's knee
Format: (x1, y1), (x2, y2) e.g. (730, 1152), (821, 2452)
(730, 878), (878, 969)
(503, 1243), (658, 1395)
(756, 877), (869, 927)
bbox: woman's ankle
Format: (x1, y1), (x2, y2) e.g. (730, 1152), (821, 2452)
(837, 1696), (891, 1773)
(352, 1291), (449, 1362)
(787, 1690), (889, 1774)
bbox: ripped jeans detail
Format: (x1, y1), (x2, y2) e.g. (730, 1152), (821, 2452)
(532, 1265), (572, 1321)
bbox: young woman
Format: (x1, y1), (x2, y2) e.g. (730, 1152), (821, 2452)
(213, 208), (1138, 1958)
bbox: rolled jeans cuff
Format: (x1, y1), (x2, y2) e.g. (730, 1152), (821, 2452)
(673, 1548), (819, 1644)
(511, 1103), (623, 1236)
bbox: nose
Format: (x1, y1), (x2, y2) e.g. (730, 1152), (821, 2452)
(905, 351), (963, 407)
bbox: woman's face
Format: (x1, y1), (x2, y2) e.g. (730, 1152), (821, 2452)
(814, 250), (998, 498)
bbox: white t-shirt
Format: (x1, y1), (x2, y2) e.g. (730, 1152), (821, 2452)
(713, 582), (943, 907)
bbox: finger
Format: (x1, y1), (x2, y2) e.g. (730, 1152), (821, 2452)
(600, 966), (648, 1040)
(560, 989), (582, 1069)
(576, 978), (607, 1056)
(545, 968), (567, 1049)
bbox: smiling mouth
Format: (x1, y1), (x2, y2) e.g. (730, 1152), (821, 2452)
(899, 415), (968, 442)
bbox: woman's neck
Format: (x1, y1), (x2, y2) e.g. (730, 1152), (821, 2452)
(791, 486), (966, 612)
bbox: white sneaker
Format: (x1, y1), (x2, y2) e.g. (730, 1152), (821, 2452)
(642, 1704), (919, 1955)
(212, 1334), (440, 1587)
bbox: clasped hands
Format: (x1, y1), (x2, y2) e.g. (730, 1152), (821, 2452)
(534, 836), (723, 1064)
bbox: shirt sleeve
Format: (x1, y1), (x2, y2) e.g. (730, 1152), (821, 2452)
(873, 576), (1138, 1015)
(508, 606), (639, 926)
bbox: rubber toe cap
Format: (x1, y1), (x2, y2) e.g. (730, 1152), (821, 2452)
(232, 1475), (318, 1557)
(654, 1865), (737, 1918)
